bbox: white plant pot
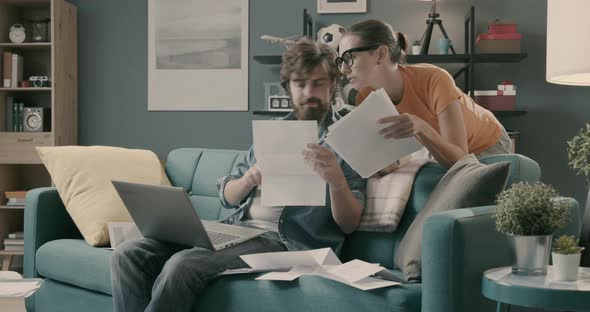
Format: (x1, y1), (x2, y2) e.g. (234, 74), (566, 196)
(412, 45), (421, 55)
(551, 252), (581, 281)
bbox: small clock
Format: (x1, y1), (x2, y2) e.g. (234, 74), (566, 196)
(9, 24), (26, 43)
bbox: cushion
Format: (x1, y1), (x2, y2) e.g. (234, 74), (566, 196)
(36, 146), (171, 246)
(394, 154), (510, 281)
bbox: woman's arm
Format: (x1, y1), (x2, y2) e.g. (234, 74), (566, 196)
(378, 100), (468, 168)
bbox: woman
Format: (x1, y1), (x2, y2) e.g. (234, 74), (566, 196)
(337, 19), (512, 170)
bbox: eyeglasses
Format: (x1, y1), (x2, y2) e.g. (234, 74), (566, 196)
(335, 44), (380, 70)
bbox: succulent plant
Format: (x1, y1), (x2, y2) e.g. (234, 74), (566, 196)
(493, 182), (571, 236)
(552, 235), (585, 254)
(413, 39), (421, 46)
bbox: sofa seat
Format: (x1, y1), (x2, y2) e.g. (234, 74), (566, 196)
(36, 239), (421, 311)
(36, 239), (112, 295)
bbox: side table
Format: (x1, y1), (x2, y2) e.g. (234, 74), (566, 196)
(482, 266), (590, 311)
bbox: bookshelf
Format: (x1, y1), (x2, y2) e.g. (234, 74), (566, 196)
(0, 0), (77, 271)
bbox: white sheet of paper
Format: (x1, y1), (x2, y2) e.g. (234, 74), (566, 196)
(0, 280), (43, 298)
(255, 265), (317, 281)
(345, 276), (401, 291)
(325, 260), (383, 283)
(325, 88), (423, 178)
(240, 248), (340, 270)
(252, 120), (326, 206)
(108, 222), (143, 249)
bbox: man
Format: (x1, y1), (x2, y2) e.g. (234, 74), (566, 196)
(110, 38), (365, 312)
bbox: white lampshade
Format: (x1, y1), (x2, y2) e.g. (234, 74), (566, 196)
(546, 0), (590, 86)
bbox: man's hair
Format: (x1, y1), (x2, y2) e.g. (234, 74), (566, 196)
(280, 38), (341, 94)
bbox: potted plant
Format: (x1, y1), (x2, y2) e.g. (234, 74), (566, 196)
(552, 235), (584, 281)
(412, 40), (421, 55)
(493, 182), (571, 275)
(566, 123), (590, 266)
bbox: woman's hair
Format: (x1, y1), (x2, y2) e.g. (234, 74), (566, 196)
(346, 19), (408, 64)
(280, 38), (341, 94)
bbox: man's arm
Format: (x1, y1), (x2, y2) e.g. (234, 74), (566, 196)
(303, 144), (363, 234)
(223, 167), (260, 207)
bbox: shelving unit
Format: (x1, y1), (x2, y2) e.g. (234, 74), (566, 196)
(0, 0), (77, 272)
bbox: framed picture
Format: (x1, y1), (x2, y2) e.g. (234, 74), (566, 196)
(317, 0), (367, 14)
(148, 0), (248, 111)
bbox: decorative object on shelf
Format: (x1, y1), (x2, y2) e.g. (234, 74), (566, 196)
(148, 0), (248, 111)
(8, 24), (26, 43)
(317, 0), (366, 14)
(260, 35), (297, 48)
(548, 0), (590, 268)
(473, 80), (517, 111)
(29, 76), (50, 88)
(493, 182), (571, 275)
(411, 40), (421, 55)
(476, 20), (522, 53)
(438, 38), (451, 55)
(23, 107), (50, 132)
(30, 18), (51, 42)
(317, 24), (345, 51)
(417, 0), (455, 55)
(551, 235), (584, 281)
(264, 82), (292, 112)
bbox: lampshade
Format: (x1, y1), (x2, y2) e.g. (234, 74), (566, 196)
(546, 0), (590, 86)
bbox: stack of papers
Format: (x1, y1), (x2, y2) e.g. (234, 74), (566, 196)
(221, 248), (403, 291)
(253, 120), (326, 206)
(325, 88), (423, 178)
(0, 278), (43, 298)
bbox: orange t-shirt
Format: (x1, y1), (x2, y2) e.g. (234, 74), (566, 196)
(356, 63), (502, 154)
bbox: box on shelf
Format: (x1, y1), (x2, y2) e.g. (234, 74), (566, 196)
(473, 90), (516, 111)
(477, 20), (522, 53)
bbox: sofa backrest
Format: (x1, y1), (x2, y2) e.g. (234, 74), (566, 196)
(165, 148), (541, 269)
(340, 153), (541, 268)
(165, 148), (247, 221)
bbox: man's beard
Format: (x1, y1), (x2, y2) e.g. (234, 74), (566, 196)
(293, 97), (329, 121)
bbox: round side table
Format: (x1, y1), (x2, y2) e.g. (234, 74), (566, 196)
(482, 266), (590, 312)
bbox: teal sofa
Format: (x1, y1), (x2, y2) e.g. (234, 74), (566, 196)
(24, 149), (582, 312)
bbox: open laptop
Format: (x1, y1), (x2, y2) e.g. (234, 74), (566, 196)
(111, 180), (266, 251)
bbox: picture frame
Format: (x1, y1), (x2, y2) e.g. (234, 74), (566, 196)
(317, 0), (367, 14)
(147, 0), (248, 111)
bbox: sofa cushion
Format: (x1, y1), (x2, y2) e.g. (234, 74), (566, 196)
(36, 146), (171, 246)
(166, 148), (247, 221)
(36, 239), (113, 295)
(197, 272), (421, 312)
(394, 154), (510, 281)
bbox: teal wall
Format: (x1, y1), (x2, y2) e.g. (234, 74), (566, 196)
(69, 0), (590, 209)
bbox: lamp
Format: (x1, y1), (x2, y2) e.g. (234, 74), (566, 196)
(546, 0), (590, 267)
(418, 0), (455, 55)
(546, 0), (590, 85)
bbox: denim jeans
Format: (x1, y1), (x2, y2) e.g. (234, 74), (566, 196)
(110, 232), (286, 312)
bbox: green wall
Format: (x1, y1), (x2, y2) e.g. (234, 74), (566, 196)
(69, 0), (590, 209)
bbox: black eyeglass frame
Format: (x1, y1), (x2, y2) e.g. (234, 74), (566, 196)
(335, 44), (381, 69)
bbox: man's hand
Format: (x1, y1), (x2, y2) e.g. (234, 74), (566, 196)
(302, 144), (346, 189)
(242, 166), (262, 189)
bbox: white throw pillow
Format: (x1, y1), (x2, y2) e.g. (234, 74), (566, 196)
(36, 146), (171, 246)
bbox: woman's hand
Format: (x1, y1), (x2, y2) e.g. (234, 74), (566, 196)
(377, 113), (428, 139)
(302, 144), (347, 189)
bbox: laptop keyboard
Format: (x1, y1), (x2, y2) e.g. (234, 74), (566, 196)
(208, 231), (241, 246)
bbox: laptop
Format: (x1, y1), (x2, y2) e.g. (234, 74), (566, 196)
(111, 180), (266, 251)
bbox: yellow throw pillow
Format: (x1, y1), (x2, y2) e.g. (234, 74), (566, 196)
(36, 146), (171, 246)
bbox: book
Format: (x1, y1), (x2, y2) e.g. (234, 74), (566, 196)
(11, 53), (23, 88)
(4, 238), (24, 245)
(6, 198), (25, 205)
(5, 191), (26, 198)
(4, 245), (24, 251)
(3, 51), (12, 87)
(8, 232), (24, 239)
(17, 102), (24, 132)
(5, 96), (13, 131)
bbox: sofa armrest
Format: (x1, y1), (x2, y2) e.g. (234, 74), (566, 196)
(421, 198), (580, 312)
(24, 187), (82, 278)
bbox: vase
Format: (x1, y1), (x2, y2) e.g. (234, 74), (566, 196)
(551, 252), (581, 281)
(507, 234), (552, 275)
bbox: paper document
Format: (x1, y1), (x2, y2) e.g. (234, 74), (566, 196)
(108, 222), (143, 249)
(223, 248), (401, 291)
(0, 274), (43, 298)
(325, 88), (423, 178)
(253, 120), (326, 206)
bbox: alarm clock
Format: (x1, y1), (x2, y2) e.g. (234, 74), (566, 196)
(9, 24), (26, 43)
